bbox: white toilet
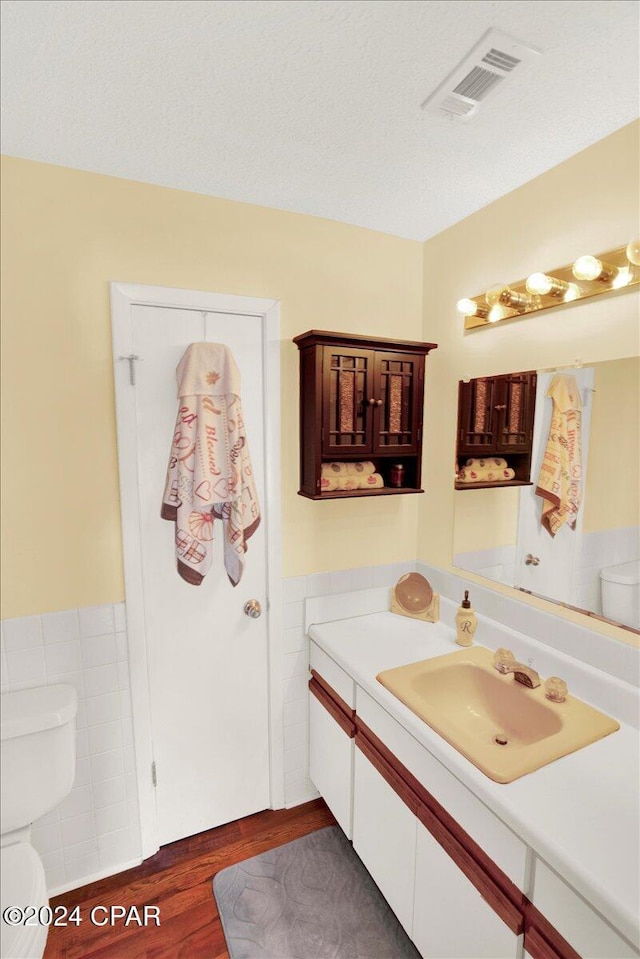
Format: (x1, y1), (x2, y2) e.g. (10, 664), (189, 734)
(1, 685), (77, 959)
(600, 559), (640, 630)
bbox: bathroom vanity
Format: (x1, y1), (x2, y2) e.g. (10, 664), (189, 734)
(307, 599), (640, 959)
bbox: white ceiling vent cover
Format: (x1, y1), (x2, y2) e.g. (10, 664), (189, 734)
(422, 29), (541, 121)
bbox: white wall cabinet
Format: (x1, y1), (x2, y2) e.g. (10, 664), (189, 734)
(413, 821), (520, 959)
(352, 747), (417, 936)
(309, 693), (353, 838)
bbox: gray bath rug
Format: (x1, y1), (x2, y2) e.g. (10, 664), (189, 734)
(212, 825), (421, 959)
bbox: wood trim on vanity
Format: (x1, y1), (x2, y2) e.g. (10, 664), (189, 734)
(355, 716), (525, 936)
(309, 671), (356, 738)
(523, 902), (582, 959)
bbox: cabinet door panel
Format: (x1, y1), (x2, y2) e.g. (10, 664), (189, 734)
(532, 860), (638, 959)
(322, 347), (373, 455)
(372, 351), (423, 455)
(413, 822), (520, 959)
(457, 377), (499, 455)
(495, 372), (537, 454)
(309, 695), (353, 838)
(353, 748), (416, 936)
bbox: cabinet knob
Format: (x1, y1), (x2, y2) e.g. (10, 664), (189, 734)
(494, 404), (507, 410)
(525, 554), (540, 566)
(376, 399), (383, 406)
(368, 397), (376, 406)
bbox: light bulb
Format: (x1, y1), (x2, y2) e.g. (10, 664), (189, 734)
(526, 273), (570, 297)
(572, 255), (617, 282)
(572, 255), (602, 281)
(626, 238), (640, 266)
(456, 298), (476, 316)
(526, 273), (553, 295)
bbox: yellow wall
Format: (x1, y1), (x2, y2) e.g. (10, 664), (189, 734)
(452, 486), (520, 556)
(2, 122), (638, 629)
(583, 356), (640, 533)
(0, 157), (423, 618)
(420, 121), (640, 571)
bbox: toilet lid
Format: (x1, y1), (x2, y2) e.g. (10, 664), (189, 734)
(0, 843), (48, 959)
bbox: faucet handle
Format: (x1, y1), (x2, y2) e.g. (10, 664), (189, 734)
(493, 648), (515, 674)
(545, 676), (568, 703)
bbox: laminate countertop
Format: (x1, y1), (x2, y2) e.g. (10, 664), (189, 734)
(309, 609), (640, 950)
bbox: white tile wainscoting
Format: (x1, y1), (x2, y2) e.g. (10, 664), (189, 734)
(0, 603), (141, 895)
(0, 561), (418, 893)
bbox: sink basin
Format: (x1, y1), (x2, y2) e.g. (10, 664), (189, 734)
(377, 646), (620, 783)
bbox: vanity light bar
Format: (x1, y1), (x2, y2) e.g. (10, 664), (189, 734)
(459, 242), (639, 330)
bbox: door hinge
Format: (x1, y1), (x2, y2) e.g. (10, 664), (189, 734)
(151, 761), (157, 787)
(120, 354), (142, 386)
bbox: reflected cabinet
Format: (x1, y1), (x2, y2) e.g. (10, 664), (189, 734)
(456, 372), (537, 489)
(294, 331), (437, 499)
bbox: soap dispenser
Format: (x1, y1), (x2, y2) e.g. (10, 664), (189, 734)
(455, 591), (477, 646)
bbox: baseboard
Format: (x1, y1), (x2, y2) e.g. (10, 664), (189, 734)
(48, 857), (143, 898)
(285, 789), (320, 809)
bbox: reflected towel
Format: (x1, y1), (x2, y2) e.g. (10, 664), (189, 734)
(321, 473), (384, 492)
(535, 374), (582, 536)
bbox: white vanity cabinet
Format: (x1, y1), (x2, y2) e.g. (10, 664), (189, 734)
(528, 860), (639, 959)
(309, 693), (353, 837)
(307, 639), (638, 959)
(308, 643), (356, 838)
(413, 821), (520, 959)
(352, 746), (416, 935)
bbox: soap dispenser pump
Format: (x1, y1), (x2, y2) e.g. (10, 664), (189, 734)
(455, 591), (477, 647)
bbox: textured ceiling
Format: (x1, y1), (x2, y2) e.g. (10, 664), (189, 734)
(1, 0), (638, 240)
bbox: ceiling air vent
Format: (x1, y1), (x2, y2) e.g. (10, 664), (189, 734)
(422, 29), (541, 121)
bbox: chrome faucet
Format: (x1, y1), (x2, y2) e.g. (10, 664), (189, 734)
(493, 649), (541, 688)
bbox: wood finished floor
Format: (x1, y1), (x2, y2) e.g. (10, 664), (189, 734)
(44, 799), (335, 959)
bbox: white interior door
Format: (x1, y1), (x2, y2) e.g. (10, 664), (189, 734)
(515, 367), (594, 604)
(124, 303), (271, 846)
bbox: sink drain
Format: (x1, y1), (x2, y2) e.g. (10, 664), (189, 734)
(494, 734), (508, 746)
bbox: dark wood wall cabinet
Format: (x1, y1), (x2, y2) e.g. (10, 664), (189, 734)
(456, 371), (537, 490)
(294, 330), (437, 499)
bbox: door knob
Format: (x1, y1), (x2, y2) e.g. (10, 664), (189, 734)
(525, 554), (540, 566)
(244, 599), (262, 618)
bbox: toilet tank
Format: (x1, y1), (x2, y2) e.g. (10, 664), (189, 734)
(1, 685), (77, 835)
(600, 560), (640, 630)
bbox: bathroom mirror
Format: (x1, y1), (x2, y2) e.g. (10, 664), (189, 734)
(452, 356), (640, 632)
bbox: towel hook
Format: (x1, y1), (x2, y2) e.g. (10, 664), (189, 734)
(119, 354), (141, 386)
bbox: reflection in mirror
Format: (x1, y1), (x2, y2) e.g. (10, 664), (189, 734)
(453, 358), (640, 632)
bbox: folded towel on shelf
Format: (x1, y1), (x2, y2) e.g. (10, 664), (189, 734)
(465, 457), (508, 470)
(345, 461), (376, 476)
(322, 461), (377, 478)
(321, 462), (349, 477)
(457, 467), (515, 484)
(320, 472), (384, 492)
(320, 476), (340, 492)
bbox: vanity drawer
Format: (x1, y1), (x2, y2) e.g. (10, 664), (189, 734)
(309, 642), (355, 708)
(531, 860), (639, 959)
(356, 686), (528, 890)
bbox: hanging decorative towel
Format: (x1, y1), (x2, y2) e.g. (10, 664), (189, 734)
(161, 343), (260, 586)
(535, 373), (583, 537)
